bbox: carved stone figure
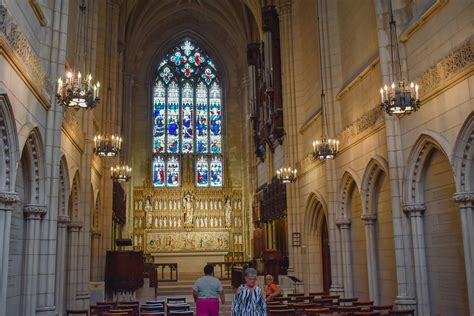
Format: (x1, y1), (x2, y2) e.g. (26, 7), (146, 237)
(224, 197), (232, 227)
(145, 198), (152, 228)
(183, 192), (194, 225)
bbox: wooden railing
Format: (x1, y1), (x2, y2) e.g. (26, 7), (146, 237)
(156, 263), (178, 282)
(207, 261), (248, 280)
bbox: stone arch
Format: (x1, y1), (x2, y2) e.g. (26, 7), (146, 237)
(303, 192), (328, 239)
(453, 112), (474, 193)
(361, 156), (389, 216)
(303, 192), (330, 293)
(0, 95), (20, 192)
(68, 171), (80, 221)
(339, 171), (360, 219)
(20, 127), (46, 205)
(92, 192), (101, 229)
(59, 156), (70, 217)
(404, 133), (453, 205)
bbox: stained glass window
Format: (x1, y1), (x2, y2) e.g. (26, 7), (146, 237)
(152, 39), (223, 187)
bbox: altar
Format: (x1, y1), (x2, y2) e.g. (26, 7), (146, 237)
(132, 170), (245, 280)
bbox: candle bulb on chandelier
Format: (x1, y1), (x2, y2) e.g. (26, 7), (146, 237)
(57, 78), (63, 95)
(77, 72), (82, 89)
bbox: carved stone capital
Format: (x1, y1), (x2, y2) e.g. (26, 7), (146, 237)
(361, 214), (377, 224)
(336, 218), (351, 228)
(452, 192), (474, 204)
(0, 191), (19, 204)
(67, 221), (83, 231)
(278, 1), (292, 18)
(91, 229), (101, 238)
(57, 215), (71, 226)
(403, 203), (426, 217)
(23, 204), (47, 219)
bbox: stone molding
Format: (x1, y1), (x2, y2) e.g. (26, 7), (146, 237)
(0, 191), (19, 204)
(335, 218), (351, 228)
(61, 109), (84, 154)
(67, 221), (83, 231)
(452, 192), (474, 204)
(416, 36), (474, 103)
(336, 106), (384, 149)
(23, 204), (47, 219)
(57, 214), (71, 225)
(402, 203), (426, 217)
(0, 5), (51, 107)
(361, 214), (377, 224)
(90, 229), (101, 237)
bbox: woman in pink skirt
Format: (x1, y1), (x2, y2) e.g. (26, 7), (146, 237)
(193, 264), (226, 316)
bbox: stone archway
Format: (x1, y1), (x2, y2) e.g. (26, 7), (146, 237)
(303, 193), (330, 293)
(404, 133), (468, 316)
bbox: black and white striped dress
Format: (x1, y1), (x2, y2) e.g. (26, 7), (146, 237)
(231, 284), (267, 316)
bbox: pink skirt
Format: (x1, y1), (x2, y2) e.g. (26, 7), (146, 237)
(196, 298), (220, 316)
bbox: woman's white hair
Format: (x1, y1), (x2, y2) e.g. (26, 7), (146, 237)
(244, 267), (258, 278)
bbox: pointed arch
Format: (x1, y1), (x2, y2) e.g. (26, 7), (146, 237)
(453, 112), (474, 193)
(303, 191), (328, 239)
(361, 156), (389, 216)
(20, 127), (46, 204)
(404, 133), (453, 205)
(152, 38), (223, 188)
(0, 95), (20, 192)
(68, 171), (80, 221)
(59, 155), (70, 217)
(339, 171), (360, 219)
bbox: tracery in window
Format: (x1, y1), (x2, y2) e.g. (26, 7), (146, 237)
(152, 39), (223, 187)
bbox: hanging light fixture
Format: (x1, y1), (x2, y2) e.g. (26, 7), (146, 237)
(93, 2), (123, 158)
(380, 0), (421, 116)
(93, 134), (122, 157)
(312, 0), (339, 160)
(276, 167), (297, 184)
(56, 1), (100, 109)
(111, 164), (132, 182)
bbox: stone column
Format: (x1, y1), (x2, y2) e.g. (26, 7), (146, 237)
(403, 204), (430, 316)
(66, 222), (82, 309)
(452, 192), (474, 315)
(22, 204), (47, 316)
(336, 218), (353, 297)
(55, 215), (70, 316)
(0, 191), (19, 316)
(90, 229), (101, 282)
(361, 214), (379, 304)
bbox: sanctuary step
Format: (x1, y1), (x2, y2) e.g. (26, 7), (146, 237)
(136, 279), (235, 315)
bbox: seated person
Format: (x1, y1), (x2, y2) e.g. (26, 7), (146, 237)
(265, 274), (282, 300)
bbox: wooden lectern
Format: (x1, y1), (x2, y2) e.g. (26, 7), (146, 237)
(105, 250), (144, 299)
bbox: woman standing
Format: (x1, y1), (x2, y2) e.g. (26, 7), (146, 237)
(231, 268), (267, 316)
(193, 264), (226, 316)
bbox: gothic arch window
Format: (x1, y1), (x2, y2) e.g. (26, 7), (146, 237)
(152, 39), (223, 187)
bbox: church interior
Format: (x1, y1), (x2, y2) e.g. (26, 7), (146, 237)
(0, 0), (473, 315)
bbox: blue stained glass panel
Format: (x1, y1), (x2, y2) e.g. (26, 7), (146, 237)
(153, 81), (166, 154)
(209, 83), (222, 154)
(181, 82), (194, 153)
(196, 156), (209, 187)
(196, 82), (208, 153)
(167, 82), (180, 153)
(152, 156), (165, 187)
(167, 157), (180, 187)
(210, 157), (223, 187)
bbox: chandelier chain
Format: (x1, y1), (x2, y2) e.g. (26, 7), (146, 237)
(316, 0), (329, 137)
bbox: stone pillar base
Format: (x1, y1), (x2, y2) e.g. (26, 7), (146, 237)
(394, 296), (417, 311)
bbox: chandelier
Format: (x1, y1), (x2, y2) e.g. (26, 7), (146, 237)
(276, 167), (297, 184)
(313, 137), (339, 160)
(93, 134), (122, 157)
(380, 0), (421, 116)
(56, 0), (100, 109)
(312, 2), (339, 160)
(56, 72), (100, 109)
(111, 164), (132, 182)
